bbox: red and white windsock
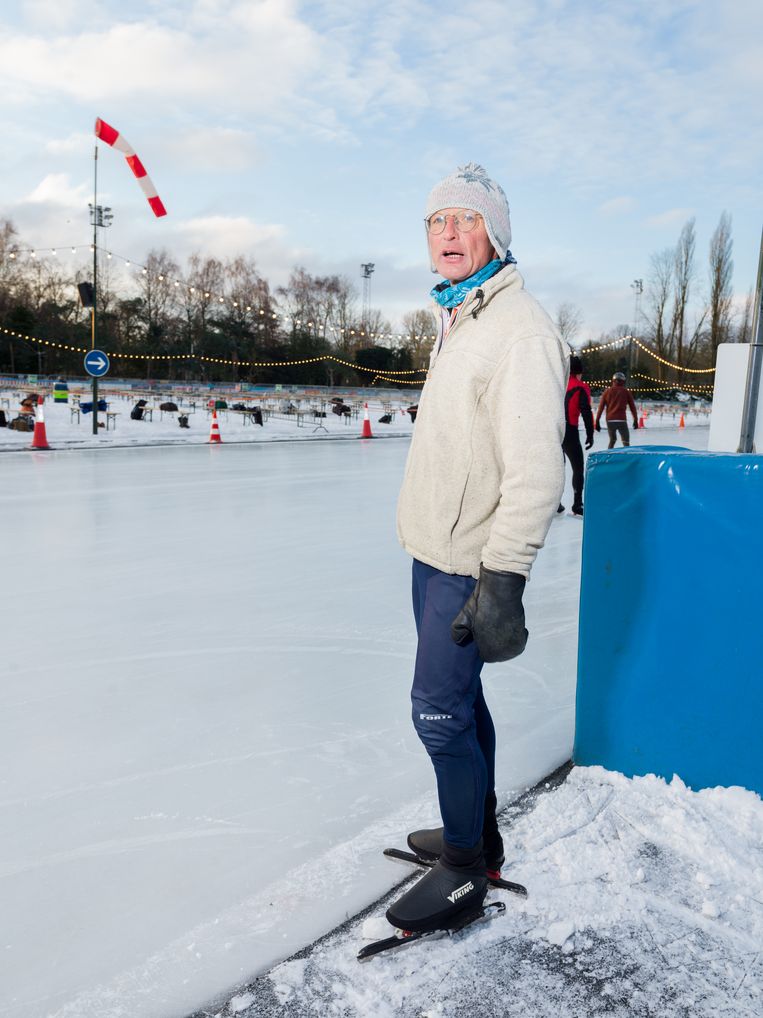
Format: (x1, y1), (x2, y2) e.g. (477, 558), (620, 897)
(95, 118), (167, 218)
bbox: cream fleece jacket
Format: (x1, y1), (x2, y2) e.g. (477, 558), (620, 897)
(397, 264), (569, 580)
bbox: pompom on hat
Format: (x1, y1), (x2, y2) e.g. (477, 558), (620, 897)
(425, 162), (511, 259)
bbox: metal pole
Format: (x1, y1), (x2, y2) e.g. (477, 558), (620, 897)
(738, 228), (763, 453)
(92, 145), (99, 435)
(629, 279), (643, 383)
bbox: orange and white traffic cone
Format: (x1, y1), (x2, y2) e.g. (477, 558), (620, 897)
(360, 402), (373, 439)
(209, 409), (222, 443)
(678, 412), (685, 429)
(30, 395), (51, 450)
(638, 412), (646, 428)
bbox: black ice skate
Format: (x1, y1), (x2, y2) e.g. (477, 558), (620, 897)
(385, 844), (488, 934)
(358, 898), (505, 960)
(407, 825), (506, 878)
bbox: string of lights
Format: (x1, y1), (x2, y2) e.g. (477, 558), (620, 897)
(576, 336), (629, 354)
(0, 325), (427, 376)
(3, 245), (718, 375)
(633, 372), (714, 393)
(372, 374), (425, 386)
(631, 338), (715, 374)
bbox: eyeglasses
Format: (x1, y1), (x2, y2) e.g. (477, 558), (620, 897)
(425, 211), (482, 235)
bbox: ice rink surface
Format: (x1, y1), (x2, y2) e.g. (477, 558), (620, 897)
(0, 425), (710, 1018)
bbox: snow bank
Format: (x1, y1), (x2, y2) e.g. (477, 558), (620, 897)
(217, 766), (763, 1018)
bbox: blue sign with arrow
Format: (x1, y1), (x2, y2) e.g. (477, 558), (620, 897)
(84, 349), (110, 377)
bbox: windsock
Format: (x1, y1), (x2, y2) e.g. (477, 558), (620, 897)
(95, 118), (167, 218)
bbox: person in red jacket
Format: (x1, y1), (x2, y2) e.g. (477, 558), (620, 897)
(595, 372), (639, 448)
(559, 355), (594, 517)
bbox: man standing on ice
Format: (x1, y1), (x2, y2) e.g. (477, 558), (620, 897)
(391, 163), (568, 934)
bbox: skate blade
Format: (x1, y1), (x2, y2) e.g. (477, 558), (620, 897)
(357, 901), (505, 961)
(384, 848), (527, 897)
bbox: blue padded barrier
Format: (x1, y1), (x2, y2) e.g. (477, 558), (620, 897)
(573, 448), (763, 795)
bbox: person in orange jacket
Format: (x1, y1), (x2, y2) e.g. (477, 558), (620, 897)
(595, 372), (638, 448)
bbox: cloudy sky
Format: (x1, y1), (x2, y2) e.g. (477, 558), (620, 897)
(1, 0), (761, 339)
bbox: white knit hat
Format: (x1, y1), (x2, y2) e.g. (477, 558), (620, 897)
(425, 163), (512, 259)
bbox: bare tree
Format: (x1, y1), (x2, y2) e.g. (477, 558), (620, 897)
(0, 219), (20, 296)
(181, 254), (225, 369)
(669, 218), (697, 372)
(644, 248), (674, 379)
(362, 309), (393, 346)
(0, 220), (22, 373)
(401, 309), (438, 369)
(329, 277), (360, 355)
(555, 302), (583, 345)
(737, 289), (754, 343)
(134, 249), (181, 373)
(707, 212), (734, 360)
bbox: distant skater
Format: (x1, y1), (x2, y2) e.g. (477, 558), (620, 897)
(559, 354), (594, 517)
(595, 372), (638, 448)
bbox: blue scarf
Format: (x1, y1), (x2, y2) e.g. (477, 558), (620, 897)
(430, 252), (516, 308)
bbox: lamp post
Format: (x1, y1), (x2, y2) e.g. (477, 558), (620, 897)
(87, 142), (114, 433)
(88, 146), (114, 435)
(361, 263), (375, 332)
(629, 279), (643, 380)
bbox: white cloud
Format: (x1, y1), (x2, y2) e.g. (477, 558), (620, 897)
(0, 10), (323, 111)
(24, 173), (89, 207)
(598, 197), (636, 217)
(20, 0), (86, 31)
(162, 214), (313, 286)
(646, 208), (695, 228)
(162, 129), (261, 174)
(45, 131), (91, 154)
(173, 215), (285, 253)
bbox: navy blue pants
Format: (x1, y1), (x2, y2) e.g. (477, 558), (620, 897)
(411, 560), (496, 850)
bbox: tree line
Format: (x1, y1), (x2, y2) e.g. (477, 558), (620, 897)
(0, 219), (436, 387)
(1, 212), (751, 390)
(555, 213), (751, 390)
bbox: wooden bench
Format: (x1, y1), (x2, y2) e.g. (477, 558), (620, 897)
(105, 411), (120, 430)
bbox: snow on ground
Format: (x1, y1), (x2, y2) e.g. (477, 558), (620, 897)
(218, 765), (763, 1018)
(0, 388), (415, 451)
(0, 420), (716, 1018)
(0, 387), (708, 453)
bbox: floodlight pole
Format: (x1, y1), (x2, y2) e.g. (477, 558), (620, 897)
(739, 228), (763, 453)
(629, 279), (643, 380)
(361, 262), (375, 330)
